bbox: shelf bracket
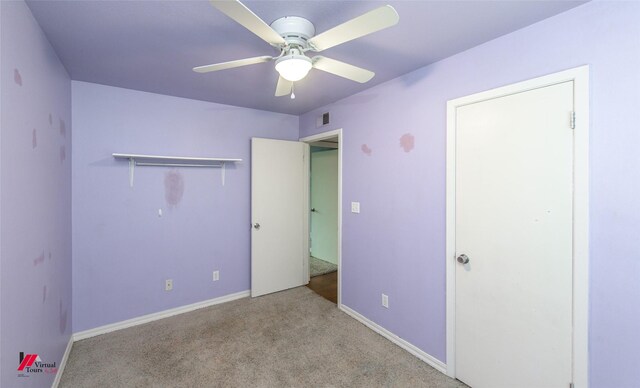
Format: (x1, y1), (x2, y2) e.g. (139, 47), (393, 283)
(129, 158), (136, 188)
(221, 162), (226, 186)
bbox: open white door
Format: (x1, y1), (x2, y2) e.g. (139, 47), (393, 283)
(251, 138), (309, 297)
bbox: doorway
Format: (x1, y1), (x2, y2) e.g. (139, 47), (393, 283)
(445, 66), (589, 387)
(300, 129), (342, 305)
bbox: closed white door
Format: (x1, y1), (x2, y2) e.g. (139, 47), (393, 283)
(310, 149), (339, 264)
(251, 138), (309, 297)
(455, 82), (574, 387)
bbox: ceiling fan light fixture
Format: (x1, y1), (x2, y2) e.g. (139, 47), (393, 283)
(275, 55), (312, 82)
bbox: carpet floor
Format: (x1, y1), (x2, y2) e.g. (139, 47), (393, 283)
(60, 287), (465, 387)
(310, 256), (337, 277)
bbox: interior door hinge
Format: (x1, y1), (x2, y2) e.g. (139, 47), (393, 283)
(570, 111), (576, 129)
(569, 382), (574, 388)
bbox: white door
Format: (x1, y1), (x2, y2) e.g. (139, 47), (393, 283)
(310, 149), (338, 264)
(251, 138), (309, 297)
(455, 82), (574, 387)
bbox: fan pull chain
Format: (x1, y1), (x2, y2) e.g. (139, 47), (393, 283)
(291, 83), (296, 99)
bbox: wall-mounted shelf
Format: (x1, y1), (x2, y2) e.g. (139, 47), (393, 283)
(112, 153), (242, 187)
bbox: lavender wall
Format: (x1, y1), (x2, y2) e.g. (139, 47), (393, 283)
(300, 2), (640, 386)
(72, 82), (298, 332)
(1, 1), (73, 386)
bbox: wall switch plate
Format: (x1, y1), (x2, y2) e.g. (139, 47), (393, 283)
(165, 279), (173, 291)
(382, 293), (389, 308)
(213, 270), (219, 281)
(158, 208), (163, 217)
(351, 202), (360, 213)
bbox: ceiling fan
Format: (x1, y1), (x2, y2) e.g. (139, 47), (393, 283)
(193, 0), (400, 98)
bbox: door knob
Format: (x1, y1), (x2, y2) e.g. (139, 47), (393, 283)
(253, 223), (260, 230)
(311, 208), (317, 212)
(456, 254), (469, 264)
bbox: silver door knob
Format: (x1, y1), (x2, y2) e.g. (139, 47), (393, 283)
(457, 254), (469, 264)
(253, 223), (260, 230)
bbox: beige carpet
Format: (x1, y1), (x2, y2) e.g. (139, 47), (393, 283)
(310, 256), (338, 277)
(60, 287), (465, 387)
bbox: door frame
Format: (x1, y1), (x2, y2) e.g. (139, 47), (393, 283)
(445, 65), (589, 387)
(300, 128), (343, 306)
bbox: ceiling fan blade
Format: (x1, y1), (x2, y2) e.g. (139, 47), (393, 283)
(275, 76), (293, 97)
(308, 5), (399, 52)
(312, 56), (374, 83)
(210, 0), (286, 46)
(193, 56), (272, 73)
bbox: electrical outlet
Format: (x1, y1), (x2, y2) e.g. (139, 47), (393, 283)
(212, 270), (219, 282)
(382, 293), (389, 308)
(351, 202), (360, 213)
(165, 279), (173, 291)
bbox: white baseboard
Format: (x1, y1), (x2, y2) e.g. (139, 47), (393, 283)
(73, 290), (250, 341)
(339, 304), (447, 374)
(51, 335), (74, 388)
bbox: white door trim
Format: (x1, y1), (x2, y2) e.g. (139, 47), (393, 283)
(300, 129), (343, 306)
(445, 66), (589, 387)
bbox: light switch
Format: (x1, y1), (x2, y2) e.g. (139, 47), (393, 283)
(351, 202), (360, 213)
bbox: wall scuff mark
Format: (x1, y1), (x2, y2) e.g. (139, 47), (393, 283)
(59, 301), (68, 334)
(14, 68), (22, 85)
(361, 144), (372, 156)
(400, 133), (415, 153)
(33, 251), (45, 266)
(165, 170), (185, 206)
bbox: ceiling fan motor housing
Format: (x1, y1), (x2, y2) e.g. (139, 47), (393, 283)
(270, 16), (316, 48)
